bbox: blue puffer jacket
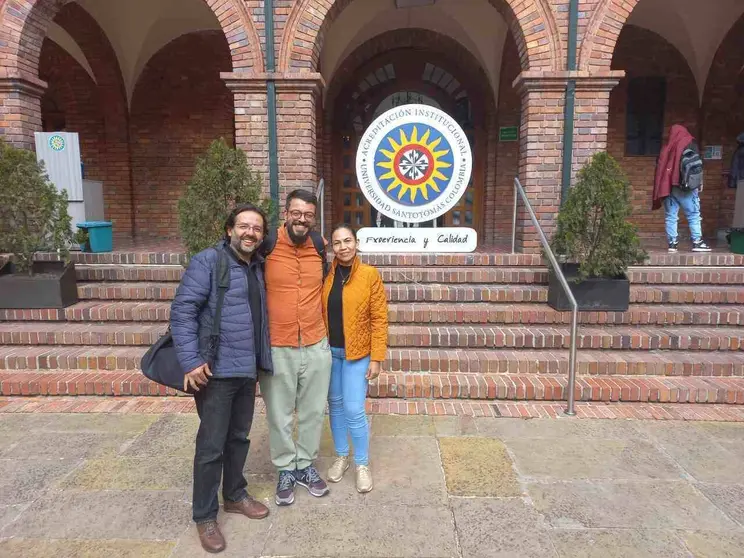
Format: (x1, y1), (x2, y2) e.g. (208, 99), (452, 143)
(170, 241), (273, 379)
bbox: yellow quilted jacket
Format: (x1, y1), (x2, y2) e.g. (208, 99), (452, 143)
(322, 256), (389, 362)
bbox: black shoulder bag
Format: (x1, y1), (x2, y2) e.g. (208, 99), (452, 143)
(140, 248), (230, 393)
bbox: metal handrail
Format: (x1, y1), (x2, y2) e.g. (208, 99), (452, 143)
(316, 178), (325, 236)
(511, 177), (578, 416)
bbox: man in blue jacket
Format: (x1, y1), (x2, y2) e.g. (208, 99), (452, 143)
(171, 203), (273, 554)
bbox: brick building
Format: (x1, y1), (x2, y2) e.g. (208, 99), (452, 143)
(1, 0), (743, 251)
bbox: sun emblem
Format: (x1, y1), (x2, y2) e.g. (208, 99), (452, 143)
(375, 125), (452, 205)
(49, 135), (66, 152)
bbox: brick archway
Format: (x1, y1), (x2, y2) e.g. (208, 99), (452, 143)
(278, 0), (561, 73)
(578, 0), (639, 71)
(0, 0), (264, 80)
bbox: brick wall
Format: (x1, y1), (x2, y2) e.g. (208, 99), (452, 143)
(702, 14), (744, 234)
(276, 79), (322, 206)
(278, 0), (559, 72)
(130, 31), (233, 238)
(52, 2), (133, 237)
(38, 40), (104, 195)
(491, 34), (522, 243)
(608, 25), (702, 239)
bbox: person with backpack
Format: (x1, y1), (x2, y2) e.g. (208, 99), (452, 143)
(322, 224), (388, 493)
(653, 124), (711, 252)
(258, 189), (333, 506)
(170, 204), (273, 553)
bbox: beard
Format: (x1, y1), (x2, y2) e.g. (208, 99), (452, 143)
(287, 220), (309, 245)
(230, 233), (258, 258)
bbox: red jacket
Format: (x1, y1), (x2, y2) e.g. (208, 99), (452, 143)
(652, 124), (694, 210)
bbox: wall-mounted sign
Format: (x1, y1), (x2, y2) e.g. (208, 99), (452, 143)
(357, 227), (478, 253)
(499, 126), (519, 142)
(355, 104), (472, 225)
(703, 145), (722, 160)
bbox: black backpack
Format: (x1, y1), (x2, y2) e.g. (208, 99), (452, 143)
(260, 229), (329, 278)
(679, 144), (703, 192)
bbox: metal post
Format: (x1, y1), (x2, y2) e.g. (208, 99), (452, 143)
(511, 181), (518, 253)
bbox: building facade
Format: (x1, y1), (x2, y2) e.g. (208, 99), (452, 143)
(1, 0), (743, 252)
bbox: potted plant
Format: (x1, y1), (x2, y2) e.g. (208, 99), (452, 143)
(547, 152), (647, 312)
(74, 228), (90, 252)
(178, 138), (275, 260)
(0, 140), (78, 309)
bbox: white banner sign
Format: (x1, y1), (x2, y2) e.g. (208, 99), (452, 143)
(357, 227), (477, 253)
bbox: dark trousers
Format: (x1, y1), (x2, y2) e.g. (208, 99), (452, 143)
(193, 377), (257, 523)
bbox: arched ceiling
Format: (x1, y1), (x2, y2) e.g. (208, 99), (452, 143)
(627, 0), (744, 100)
(321, 0), (508, 105)
(47, 0), (221, 104)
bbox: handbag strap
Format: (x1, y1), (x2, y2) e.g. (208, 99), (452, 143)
(211, 249), (230, 337)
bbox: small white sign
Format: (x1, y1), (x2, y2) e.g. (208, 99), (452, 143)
(357, 227), (477, 253)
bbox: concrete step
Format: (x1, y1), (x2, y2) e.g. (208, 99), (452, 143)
(74, 282), (744, 304)
(1, 370), (742, 404)
(387, 304), (744, 326)
(3, 323), (741, 352)
(379, 266), (744, 285)
(73, 264), (744, 286)
(4, 302), (744, 327)
(2, 345), (743, 376)
(40, 249), (744, 268)
(75, 265), (183, 283)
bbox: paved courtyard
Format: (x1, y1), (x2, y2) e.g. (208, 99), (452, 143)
(1, 410), (743, 557)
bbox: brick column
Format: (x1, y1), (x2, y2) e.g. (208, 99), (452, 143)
(222, 73), (270, 198)
(513, 71), (623, 253)
(0, 75), (47, 150)
(275, 74), (324, 206)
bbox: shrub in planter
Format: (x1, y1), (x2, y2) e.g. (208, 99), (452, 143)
(178, 138), (275, 260)
(548, 152), (647, 312)
(0, 140), (78, 308)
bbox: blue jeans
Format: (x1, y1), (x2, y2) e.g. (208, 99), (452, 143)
(664, 187), (703, 242)
(328, 347), (370, 466)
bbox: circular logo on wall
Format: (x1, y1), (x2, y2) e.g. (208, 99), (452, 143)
(49, 135), (66, 152)
(356, 104), (472, 223)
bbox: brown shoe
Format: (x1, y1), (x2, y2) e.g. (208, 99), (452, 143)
(224, 496), (269, 519)
(197, 520), (226, 553)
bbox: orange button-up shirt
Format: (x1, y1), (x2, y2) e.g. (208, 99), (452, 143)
(265, 225), (326, 347)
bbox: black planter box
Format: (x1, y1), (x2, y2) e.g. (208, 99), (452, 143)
(547, 263), (630, 312)
(0, 261), (78, 309)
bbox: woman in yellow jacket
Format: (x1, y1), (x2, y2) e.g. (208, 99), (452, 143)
(322, 224), (388, 493)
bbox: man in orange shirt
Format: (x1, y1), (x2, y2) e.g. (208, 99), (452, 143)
(259, 189), (332, 506)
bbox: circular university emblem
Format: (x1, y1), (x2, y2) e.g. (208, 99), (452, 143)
(49, 134), (66, 152)
(356, 104), (472, 223)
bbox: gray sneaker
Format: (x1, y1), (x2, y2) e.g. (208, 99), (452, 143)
(275, 470), (296, 506)
(294, 465), (329, 497)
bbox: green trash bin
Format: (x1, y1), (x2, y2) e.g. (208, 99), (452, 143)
(78, 221), (113, 253)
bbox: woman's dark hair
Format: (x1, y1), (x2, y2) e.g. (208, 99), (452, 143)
(224, 203), (268, 239)
(331, 223), (357, 239)
(285, 188), (318, 209)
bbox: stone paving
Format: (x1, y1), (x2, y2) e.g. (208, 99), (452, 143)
(0, 412), (743, 557)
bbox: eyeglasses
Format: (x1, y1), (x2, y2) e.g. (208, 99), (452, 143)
(234, 224), (264, 235)
(288, 210), (316, 221)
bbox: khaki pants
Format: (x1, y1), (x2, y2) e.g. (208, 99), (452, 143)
(259, 338), (332, 471)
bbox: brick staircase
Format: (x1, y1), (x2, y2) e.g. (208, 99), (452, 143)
(1, 249), (743, 406)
